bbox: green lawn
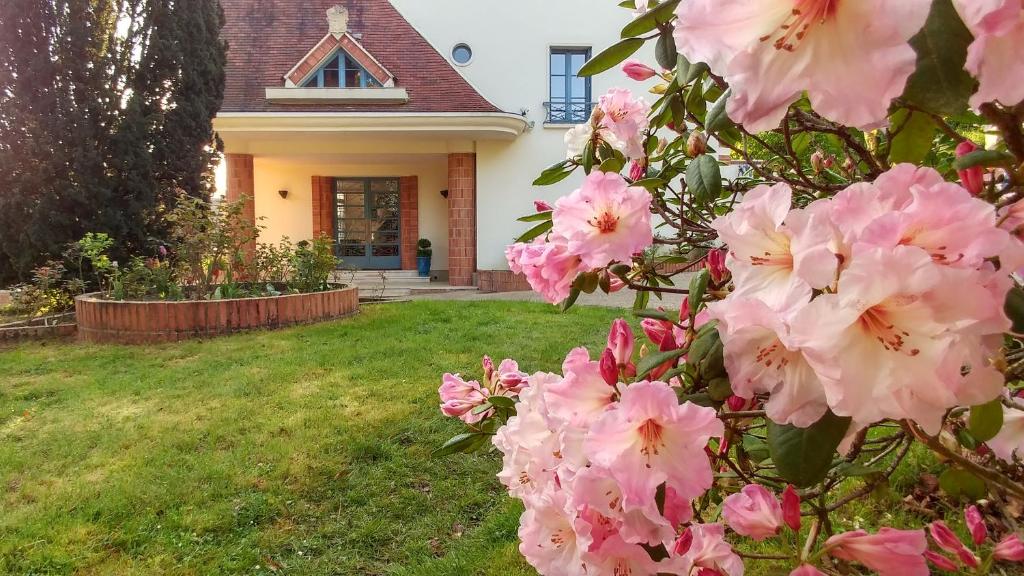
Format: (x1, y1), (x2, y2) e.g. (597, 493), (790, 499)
(0, 300), (624, 575)
(0, 300), (960, 576)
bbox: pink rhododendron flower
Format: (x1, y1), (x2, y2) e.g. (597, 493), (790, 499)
(622, 59), (657, 81)
(956, 141), (986, 196)
(722, 484), (783, 541)
(585, 534), (668, 576)
(572, 465), (689, 546)
(966, 505), (988, 546)
(673, 0), (931, 132)
(553, 171), (653, 268)
(584, 381), (723, 513)
(953, 0), (1024, 107)
(494, 358), (529, 394)
(709, 297), (831, 427)
(825, 528), (929, 576)
(986, 395), (1024, 462)
(506, 236), (584, 305)
(712, 183), (835, 312)
(672, 523), (744, 576)
(545, 347), (619, 427)
(493, 373), (563, 502)
(790, 565), (826, 576)
(782, 485), (801, 531)
(995, 534), (1024, 561)
(518, 491), (592, 576)
(607, 319), (635, 367)
(596, 88), (651, 159)
(439, 373), (490, 423)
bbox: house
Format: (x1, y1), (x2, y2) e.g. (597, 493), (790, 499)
(215, 0), (655, 290)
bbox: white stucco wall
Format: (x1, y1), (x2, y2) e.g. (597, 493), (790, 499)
(252, 156), (450, 270)
(390, 0), (659, 270)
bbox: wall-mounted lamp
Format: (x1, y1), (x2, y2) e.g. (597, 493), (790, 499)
(440, 189), (449, 199)
(278, 189), (289, 199)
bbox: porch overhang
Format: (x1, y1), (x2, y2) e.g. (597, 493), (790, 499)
(214, 112), (528, 141)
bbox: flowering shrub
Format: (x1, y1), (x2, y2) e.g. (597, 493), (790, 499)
(438, 0), (1024, 574)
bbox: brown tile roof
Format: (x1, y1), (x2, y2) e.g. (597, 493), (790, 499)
(220, 0), (503, 114)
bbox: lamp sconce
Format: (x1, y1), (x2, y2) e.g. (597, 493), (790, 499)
(440, 189), (449, 199)
(278, 189), (289, 199)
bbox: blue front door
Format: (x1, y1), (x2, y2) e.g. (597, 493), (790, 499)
(333, 178), (401, 269)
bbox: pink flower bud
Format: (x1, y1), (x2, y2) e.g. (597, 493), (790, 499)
(687, 131), (707, 157)
(607, 319), (634, 366)
(599, 348), (619, 386)
(439, 373), (490, 423)
(956, 140), (985, 196)
(629, 159), (647, 181)
(722, 484), (783, 541)
(481, 356), (495, 381)
(825, 528), (930, 575)
(533, 200), (553, 212)
(641, 318), (671, 346)
(621, 59), (657, 81)
(842, 156), (855, 173)
(495, 359), (528, 394)
(649, 329), (678, 380)
(608, 274), (626, 293)
(924, 551), (959, 572)
(811, 150), (825, 174)
(672, 527), (693, 556)
(929, 521), (979, 568)
(789, 565), (826, 576)
(995, 534), (1024, 562)
(680, 296), (691, 322)
(782, 485), (801, 532)
(706, 248), (728, 284)
(726, 395), (747, 412)
(965, 506), (987, 546)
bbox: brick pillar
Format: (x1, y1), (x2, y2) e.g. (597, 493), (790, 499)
(399, 176), (419, 270)
(225, 154), (256, 256)
(447, 153), (476, 286)
(312, 176), (334, 239)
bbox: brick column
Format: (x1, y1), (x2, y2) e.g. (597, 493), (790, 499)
(225, 154), (256, 257)
(311, 176), (334, 239)
(447, 153), (476, 286)
(399, 176), (419, 270)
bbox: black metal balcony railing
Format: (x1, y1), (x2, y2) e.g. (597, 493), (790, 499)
(544, 100), (596, 124)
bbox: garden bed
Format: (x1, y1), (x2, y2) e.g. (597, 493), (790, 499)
(0, 312), (77, 343)
(75, 286), (358, 344)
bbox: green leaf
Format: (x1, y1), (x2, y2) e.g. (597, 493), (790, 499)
(705, 88), (733, 133)
(636, 347), (687, 380)
(889, 110), (936, 164)
(635, 309), (671, 321)
(686, 155), (722, 204)
(767, 410), (852, 488)
(902, 0), (977, 115)
(688, 269), (711, 311)
(561, 286), (582, 312)
(633, 289), (650, 310)
(834, 462), (885, 478)
(954, 149), (1016, 170)
(939, 467), (987, 500)
(621, 0), (681, 38)
(742, 436), (771, 464)
(515, 220), (552, 243)
(969, 398), (1004, 443)
(578, 38), (645, 77)
(432, 432), (488, 457)
(707, 377), (733, 402)
(599, 157), (627, 174)
(655, 28), (677, 71)
(488, 395), (516, 409)
(517, 211), (553, 223)
(533, 161), (575, 186)
(632, 177), (667, 190)
(1005, 286), (1024, 334)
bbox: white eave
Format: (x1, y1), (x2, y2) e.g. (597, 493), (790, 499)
(265, 87), (409, 104)
(214, 111), (529, 140)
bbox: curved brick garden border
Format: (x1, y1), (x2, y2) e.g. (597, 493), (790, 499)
(75, 287), (359, 344)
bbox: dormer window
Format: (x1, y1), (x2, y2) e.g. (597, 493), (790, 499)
(301, 53), (383, 88)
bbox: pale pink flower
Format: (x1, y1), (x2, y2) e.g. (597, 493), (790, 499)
(722, 484), (784, 541)
(825, 528), (929, 576)
(545, 347), (618, 427)
(495, 358), (529, 394)
(986, 395), (1024, 462)
(673, 0), (931, 131)
(584, 380), (723, 513)
(966, 505), (988, 546)
(439, 373), (490, 423)
(708, 297), (832, 428)
(956, 141), (986, 196)
(506, 236), (584, 305)
(553, 171), (653, 268)
(622, 59), (657, 81)
(631, 0), (650, 17)
(607, 319), (635, 366)
(953, 0), (1024, 107)
(994, 534), (1024, 562)
(493, 372), (565, 502)
(571, 465), (686, 546)
(712, 182), (835, 312)
(518, 491), (592, 576)
(672, 523), (745, 576)
(790, 565), (826, 576)
(597, 88), (651, 159)
(564, 123), (595, 159)
(585, 534), (667, 576)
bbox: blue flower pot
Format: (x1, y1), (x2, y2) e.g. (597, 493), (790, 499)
(417, 256), (431, 277)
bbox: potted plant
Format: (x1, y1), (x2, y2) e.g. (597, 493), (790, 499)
(416, 238), (432, 278)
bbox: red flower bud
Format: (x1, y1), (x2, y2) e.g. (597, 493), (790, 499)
(629, 160), (647, 181)
(995, 534), (1024, 562)
(956, 140), (984, 196)
(672, 527), (693, 556)
(482, 355), (495, 382)
(599, 348), (619, 386)
(622, 59), (657, 81)
(607, 319), (635, 366)
(534, 200), (553, 212)
(965, 505), (987, 546)
(726, 395), (747, 412)
(782, 484), (801, 532)
(924, 551), (958, 572)
(706, 249), (728, 285)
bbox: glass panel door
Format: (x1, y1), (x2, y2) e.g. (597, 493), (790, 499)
(333, 178), (402, 269)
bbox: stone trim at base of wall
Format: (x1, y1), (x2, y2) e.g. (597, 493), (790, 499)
(75, 287), (359, 344)
(477, 270), (533, 293)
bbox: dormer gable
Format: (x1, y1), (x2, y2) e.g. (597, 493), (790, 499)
(283, 6), (396, 89)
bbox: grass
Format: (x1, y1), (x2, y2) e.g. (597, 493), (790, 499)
(0, 300), (966, 575)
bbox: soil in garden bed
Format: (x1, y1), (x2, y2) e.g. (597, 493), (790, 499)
(92, 283), (350, 302)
